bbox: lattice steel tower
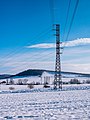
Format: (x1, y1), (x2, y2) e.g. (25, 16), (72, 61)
(54, 24), (62, 89)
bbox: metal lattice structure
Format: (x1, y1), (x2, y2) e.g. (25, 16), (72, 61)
(54, 24), (62, 89)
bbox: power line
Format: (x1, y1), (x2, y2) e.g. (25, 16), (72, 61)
(1, 26), (52, 61)
(62, 0), (79, 54)
(1, 39), (56, 73)
(49, 0), (55, 25)
(1, 1), (55, 73)
(62, 0), (71, 42)
(1, 34), (54, 70)
(8, 51), (55, 73)
(4, 0), (57, 73)
(1, 0), (79, 74)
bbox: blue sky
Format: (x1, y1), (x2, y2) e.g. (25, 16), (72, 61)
(0, 0), (90, 74)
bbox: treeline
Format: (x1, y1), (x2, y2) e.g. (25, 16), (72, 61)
(0, 78), (90, 85)
(63, 78), (90, 84)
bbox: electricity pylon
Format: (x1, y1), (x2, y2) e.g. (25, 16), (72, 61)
(54, 24), (62, 89)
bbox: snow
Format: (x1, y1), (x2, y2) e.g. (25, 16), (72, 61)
(0, 84), (90, 120)
(0, 84), (90, 93)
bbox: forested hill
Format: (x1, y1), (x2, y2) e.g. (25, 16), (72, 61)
(0, 69), (90, 79)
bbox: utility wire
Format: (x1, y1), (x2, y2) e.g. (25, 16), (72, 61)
(1, 37), (56, 73)
(1, 0), (75, 73)
(62, 0), (79, 54)
(2, 44), (54, 68)
(62, 0), (71, 42)
(1, 26), (52, 61)
(49, 0), (55, 25)
(9, 0), (56, 72)
(1, 33), (54, 69)
(9, 51), (55, 73)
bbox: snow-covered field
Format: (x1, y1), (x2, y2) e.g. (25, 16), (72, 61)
(0, 85), (90, 120)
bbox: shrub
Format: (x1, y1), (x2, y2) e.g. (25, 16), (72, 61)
(43, 84), (50, 88)
(17, 79), (23, 85)
(27, 84), (34, 89)
(9, 87), (15, 90)
(69, 78), (81, 84)
(86, 80), (90, 84)
(35, 82), (40, 85)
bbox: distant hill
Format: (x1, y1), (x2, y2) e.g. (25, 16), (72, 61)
(9, 69), (90, 78)
(0, 69), (90, 79)
(0, 74), (11, 79)
(13, 69), (46, 77)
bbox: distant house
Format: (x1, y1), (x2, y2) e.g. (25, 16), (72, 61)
(41, 72), (54, 85)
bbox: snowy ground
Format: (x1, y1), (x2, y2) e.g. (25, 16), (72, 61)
(0, 85), (90, 120)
